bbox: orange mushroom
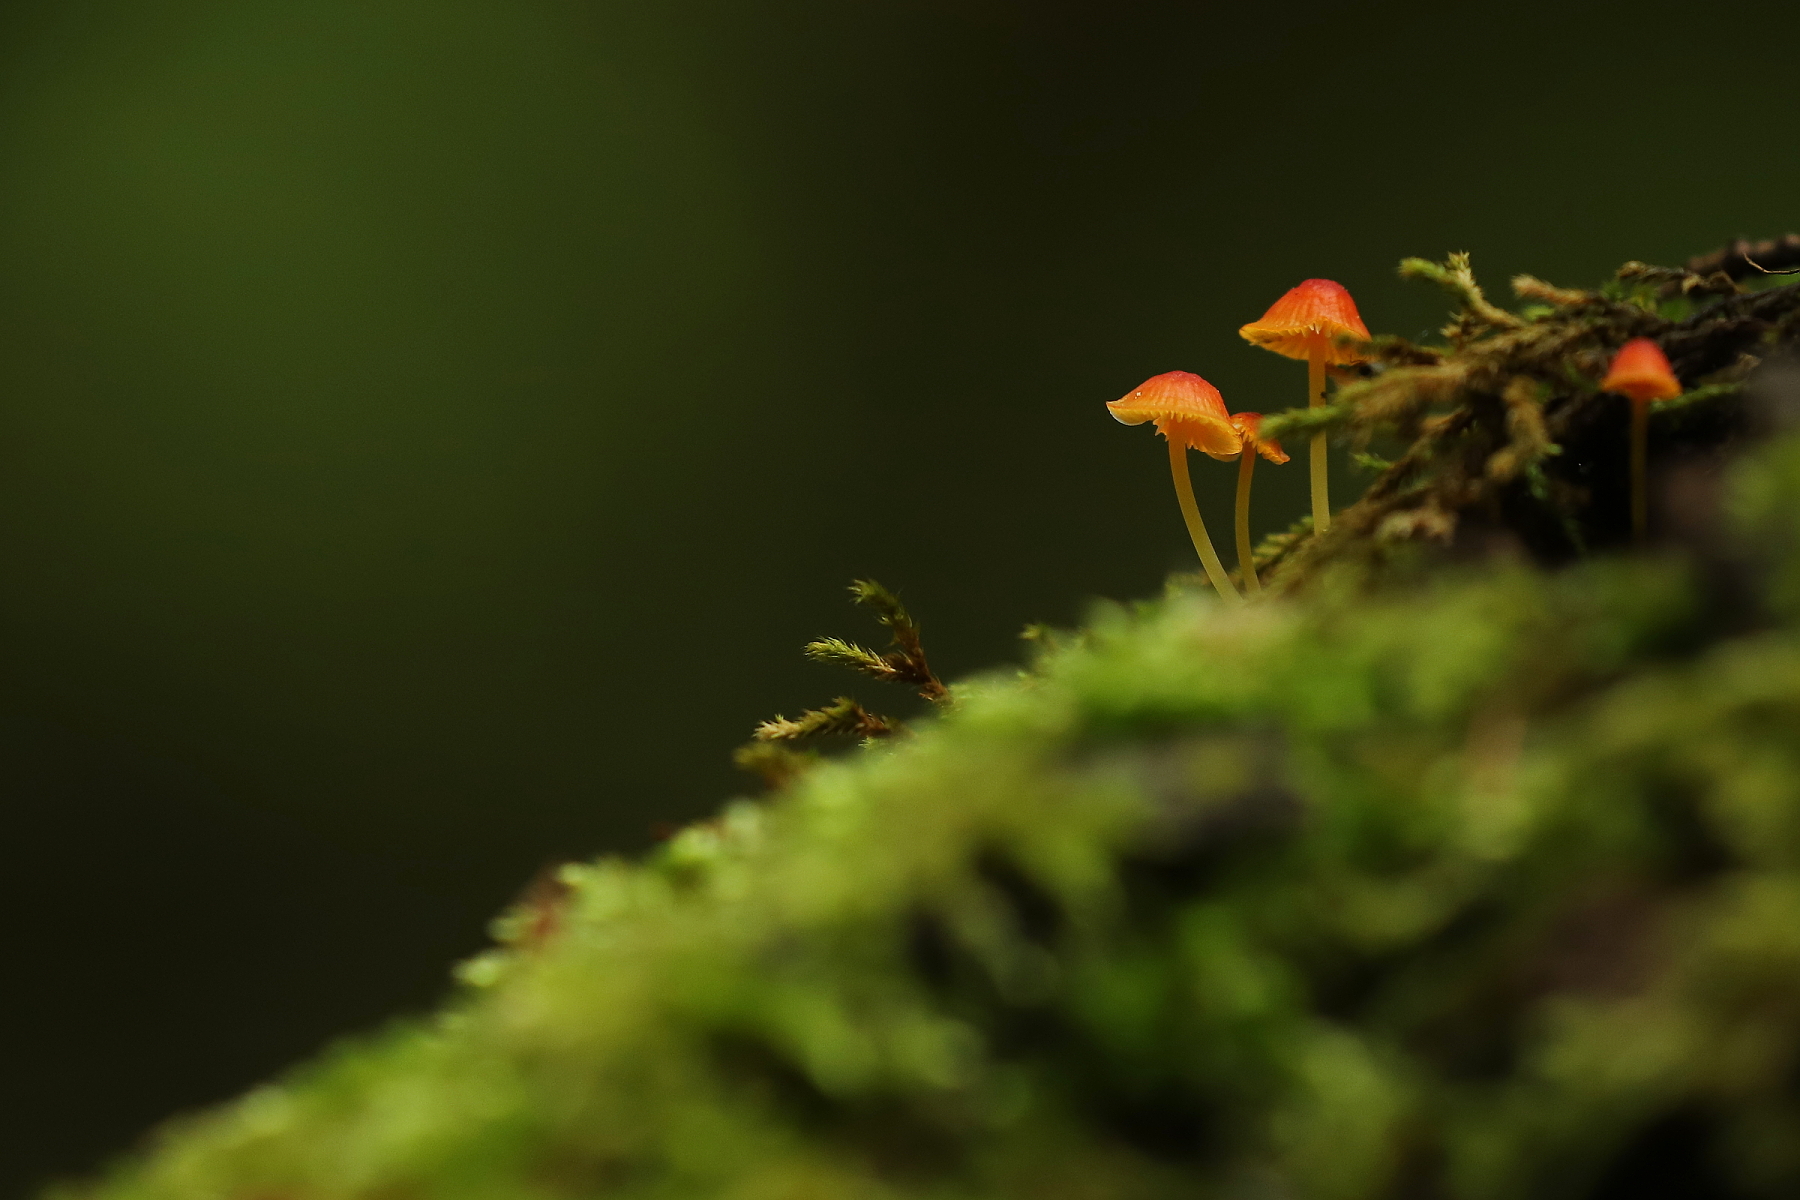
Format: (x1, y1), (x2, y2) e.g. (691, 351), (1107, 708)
(1108, 371), (1244, 603)
(1226, 412), (1289, 594)
(1239, 279), (1369, 536)
(1599, 337), (1682, 545)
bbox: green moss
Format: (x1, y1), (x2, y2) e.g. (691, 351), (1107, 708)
(59, 260), (1800, 1199)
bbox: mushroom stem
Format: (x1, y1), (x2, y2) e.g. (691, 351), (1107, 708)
(1308, 345), (1330, 535)
(1235, 450), (1260, 594)
(1630, 399), (1648, 545)
(1168, 439), (1241, 604)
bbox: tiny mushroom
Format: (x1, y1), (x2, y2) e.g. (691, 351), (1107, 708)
(1227, 412), (1289, 594)
(1108, 371), (1244, 603)
(1599, 337), (1682, 545)
(1239, 279), (1369, 536)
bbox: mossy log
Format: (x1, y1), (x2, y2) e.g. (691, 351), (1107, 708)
(58, 255), (1800, 1200)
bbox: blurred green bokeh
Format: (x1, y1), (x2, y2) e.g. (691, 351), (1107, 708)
(1, 0), (1795, 1190)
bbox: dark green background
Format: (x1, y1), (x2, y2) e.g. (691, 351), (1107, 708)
(0, 0), (1792, 1191)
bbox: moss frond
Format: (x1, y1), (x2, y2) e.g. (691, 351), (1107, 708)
(751, 696), (897, 742)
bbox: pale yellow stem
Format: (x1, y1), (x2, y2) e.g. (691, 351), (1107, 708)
(1308, 345), (1330, 534)
(1235, 450), (1259, 594)
(1630, 399), (1648, 546)
(1168, 439), (1241, 604)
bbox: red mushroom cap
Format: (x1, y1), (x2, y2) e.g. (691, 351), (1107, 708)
(1107, 371), (1242, 460)
(1239, 279), (1370, 365)
(1600, 338), (1682, 404)
(1228, 412), (1290, 464)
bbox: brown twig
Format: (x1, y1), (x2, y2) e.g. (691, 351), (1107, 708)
(1686, 234), (1800, 282)
(1744, 250), (1800, 277)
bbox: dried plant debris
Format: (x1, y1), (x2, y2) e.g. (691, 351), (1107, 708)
(1256, 250), (1800, 588)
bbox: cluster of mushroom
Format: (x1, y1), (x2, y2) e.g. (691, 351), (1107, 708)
(1107, 279), (1367, 603)
(1110, 282), (1690, 600)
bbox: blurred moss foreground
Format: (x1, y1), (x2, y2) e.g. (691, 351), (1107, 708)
(61, 262), (1800, 1199)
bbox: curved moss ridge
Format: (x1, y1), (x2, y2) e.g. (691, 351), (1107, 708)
(60, 424), (1800, 1199)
